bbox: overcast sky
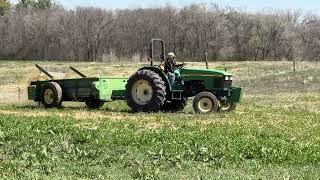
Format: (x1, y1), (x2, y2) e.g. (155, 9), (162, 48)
(10, 0), (320, 14)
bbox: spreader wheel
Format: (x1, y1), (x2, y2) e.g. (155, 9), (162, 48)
(41, 82), (63, 108)
(193, 92), (218, 113)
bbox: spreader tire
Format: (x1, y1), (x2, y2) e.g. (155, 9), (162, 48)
(41, 82), (63, 108)
(193, 92), (218, 113)
(162, 97), (188, 113)
(85, 99), (105, 109)
(126, 69), (166, 112)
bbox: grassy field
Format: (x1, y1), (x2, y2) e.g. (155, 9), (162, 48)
(0, 60), (320, 179)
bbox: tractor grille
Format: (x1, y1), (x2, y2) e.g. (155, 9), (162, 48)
(224, 80), (232, 88)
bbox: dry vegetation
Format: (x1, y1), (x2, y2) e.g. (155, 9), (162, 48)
(1, 60), (320, 102)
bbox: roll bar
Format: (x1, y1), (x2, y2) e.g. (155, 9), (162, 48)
(149, 39), (165, 66)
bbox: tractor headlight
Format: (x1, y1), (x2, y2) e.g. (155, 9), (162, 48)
(225, 76), (233, 81)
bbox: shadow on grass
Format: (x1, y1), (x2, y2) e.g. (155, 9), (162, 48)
(3, 103), (196, 115)
(4, 103), (135, 114)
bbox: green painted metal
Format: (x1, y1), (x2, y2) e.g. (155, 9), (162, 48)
(94, 78), (127, 101)
(179, 68), (232, 90)
(27, 86), (36, 100)
(229, 87), (243, 103)
(174, 69), (181, 77)
(137, 66), (237, 94)
(180, 68), (233, 77)
(28, 77), (128, 102)
(30, 78), (100, 101)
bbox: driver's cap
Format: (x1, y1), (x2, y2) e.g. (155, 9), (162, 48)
(168, 52), (176, 58)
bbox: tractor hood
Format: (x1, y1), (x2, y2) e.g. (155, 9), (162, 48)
(180, 68), (233, 77)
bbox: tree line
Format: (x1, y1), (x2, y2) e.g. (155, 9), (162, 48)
(0, 0), (320, 62)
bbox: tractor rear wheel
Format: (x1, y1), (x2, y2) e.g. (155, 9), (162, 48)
(193, 92), (218, 113)
(41, 82), (63, 108)
(162, 97), (188, 113)
(126, 69), (166, 112)
(85, 99), (104, 109)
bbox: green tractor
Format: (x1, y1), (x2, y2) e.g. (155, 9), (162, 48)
(28, 39), (242, 114)
(125, 39), (242, 113)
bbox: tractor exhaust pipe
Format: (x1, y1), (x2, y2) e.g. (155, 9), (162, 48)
(205, 51), (209, 69)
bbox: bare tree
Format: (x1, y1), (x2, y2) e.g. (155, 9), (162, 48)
(0, 0), (11, 16)
(0, 4), (318, 62)
(76, 7), (115, 61)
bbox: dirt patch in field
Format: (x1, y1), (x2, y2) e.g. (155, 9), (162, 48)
(146, 122), (161, 130)
(0, 110), (18, 115)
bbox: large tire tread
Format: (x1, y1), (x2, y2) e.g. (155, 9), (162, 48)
(126, 70), (166, 112)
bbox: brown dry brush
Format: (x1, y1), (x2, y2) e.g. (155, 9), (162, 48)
(0, 3), (320, 62)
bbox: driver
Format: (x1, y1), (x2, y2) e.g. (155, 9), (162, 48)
(161, 52), (180, 85)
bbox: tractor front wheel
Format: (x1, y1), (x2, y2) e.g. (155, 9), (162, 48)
(193, 92), (218, 113)
(126, 69), (166, 112)
(219, 100), (237, 112)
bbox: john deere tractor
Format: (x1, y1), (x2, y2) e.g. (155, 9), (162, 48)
(125, 39), (242, 113)
(28, 39), (242, 114)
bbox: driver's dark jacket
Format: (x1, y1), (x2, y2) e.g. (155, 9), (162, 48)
(163, 59), (177, 73)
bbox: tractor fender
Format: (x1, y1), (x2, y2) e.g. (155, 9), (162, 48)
(138, 66), (172, 92)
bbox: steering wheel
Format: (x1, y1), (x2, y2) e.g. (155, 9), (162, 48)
(177, 62), (186, 69)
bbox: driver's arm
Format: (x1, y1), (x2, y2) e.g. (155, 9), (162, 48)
(173, 59), (178, 67)
(160, 61), (166, 71)
(176, 62), (185, 68)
